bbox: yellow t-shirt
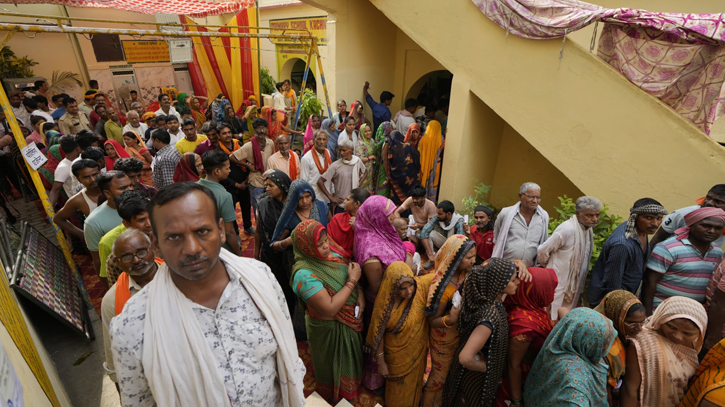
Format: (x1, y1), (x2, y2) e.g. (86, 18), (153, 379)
(175, 134), (208, 155)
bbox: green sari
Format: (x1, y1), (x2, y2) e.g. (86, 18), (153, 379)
(373, 121), (392, 197)
(291, 219), (363, 403)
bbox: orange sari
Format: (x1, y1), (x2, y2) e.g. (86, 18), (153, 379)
(124, 131), (154, 187)
(367, 262), (433, 407)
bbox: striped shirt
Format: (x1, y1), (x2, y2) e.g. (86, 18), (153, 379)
(647, 236), (723, 308)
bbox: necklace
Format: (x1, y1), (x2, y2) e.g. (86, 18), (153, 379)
(295, 208), (311, 220)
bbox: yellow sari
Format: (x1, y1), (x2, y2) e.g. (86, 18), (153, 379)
(679, 338), (725, 407)
(123, 130), (154, 187)
(367, 262), (433, 407)
(417, 120), (443, 201)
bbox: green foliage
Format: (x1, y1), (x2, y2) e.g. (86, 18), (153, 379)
(0, 46), (37, 78)
(548, 195), (623, 270)
(299, 89), (322, 129)
(260, 66), (276, 95)
(461, 179), (496, 224)
(49, 70), (82, 93)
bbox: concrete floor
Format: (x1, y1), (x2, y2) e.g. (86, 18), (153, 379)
(19, 295), (121, 407)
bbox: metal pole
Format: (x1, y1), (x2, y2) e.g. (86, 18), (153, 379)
(255, 0), (262, 102)
(61, 6), (91, 90)
(0, 75), (93, 308)
(292, 38), (314, 134)
(313, 39), (333, 118)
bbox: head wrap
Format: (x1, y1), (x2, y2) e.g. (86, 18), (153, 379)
(475, 205), (495, 231)
(425, 234), (475, 315)
(353, 195), (407, 267)
(624, 200), (668, 240)
(674, 207), (725, 240)
(266, 169), (292, 195)
(446, 259), (516, 406)
(173, 152), (200, 183)
(593, 290), (642, 341)
(176, 92), (188, 111)
(271, 179), (322, 244)
(505, 267), (558, 339)
(403, 123), (421, 145)
(103, 139), (131, 170)
(523, 308), (615, 407)
(141, 112), (157, 121)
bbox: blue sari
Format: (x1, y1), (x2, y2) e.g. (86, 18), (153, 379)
(387, 130), (421, 206)
(271, 179), (329, 244)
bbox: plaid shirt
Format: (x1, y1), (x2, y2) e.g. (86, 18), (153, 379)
(152, 144), (181, 189)
(419, 215), (465, 239)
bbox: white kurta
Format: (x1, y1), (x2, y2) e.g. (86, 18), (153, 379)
(537, 216), (593, 319)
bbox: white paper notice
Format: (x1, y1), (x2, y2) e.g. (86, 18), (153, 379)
(20, 142), (47, 171)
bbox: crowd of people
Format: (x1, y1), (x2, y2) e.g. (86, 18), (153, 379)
(3, 78), (725, 407)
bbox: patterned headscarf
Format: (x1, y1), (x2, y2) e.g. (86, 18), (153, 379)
(624, 200), (668, 239)
(366, 261), (418, 354)
(593, 289), (642, 340)
(505, 267), (558, 339)
(629, 297), (707, 407)
(445, 258), (516, 406)
(353, 195), (407, 267)
(266, 169), (291, 195)
(523, 308), (615, 407)
(424, 234), (475, 315)
(290, 220), (359, 329)
(271, 179), (322, 244)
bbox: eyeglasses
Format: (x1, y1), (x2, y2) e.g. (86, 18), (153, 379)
(623, 320), (645, 329)
(119, 247), (150, 264)
(524, 194), (542, 201)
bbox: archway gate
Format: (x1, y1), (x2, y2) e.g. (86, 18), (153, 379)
(0, 11), (332, 308)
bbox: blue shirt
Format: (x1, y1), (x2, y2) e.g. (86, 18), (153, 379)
(587, 223), (648, 306)
(419, 215), (465, 239)
(365, 94), (391, 133)
(51, 107), (66, 121)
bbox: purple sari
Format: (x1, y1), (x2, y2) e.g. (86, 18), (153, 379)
(353, 195), (408, 390)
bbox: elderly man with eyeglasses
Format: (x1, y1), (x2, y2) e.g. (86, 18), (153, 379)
(101, 228), (161, 391)
(492, 182), (550, 268)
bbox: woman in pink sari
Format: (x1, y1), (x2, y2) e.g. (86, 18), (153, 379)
(354, 195), (408, 390)
(303, 114), (321, 155)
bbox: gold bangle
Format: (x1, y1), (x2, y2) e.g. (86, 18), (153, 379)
(442, 315), (453, 328)
(376, 352), (384, 359)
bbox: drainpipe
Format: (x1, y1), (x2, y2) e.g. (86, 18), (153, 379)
(61, 6), (91, 90)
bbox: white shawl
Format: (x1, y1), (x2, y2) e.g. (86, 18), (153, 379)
(142, 249), (306, 407)
(440, 212), (463, 238)
(341, 155), (362, 189)
(492, 202), (549, 259)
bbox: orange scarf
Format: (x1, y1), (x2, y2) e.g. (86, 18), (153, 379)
(311, 148), (331, 174)
(114, 258), (163, 315)
(289, 151), (299, 180)
(219, 139), (240, 154)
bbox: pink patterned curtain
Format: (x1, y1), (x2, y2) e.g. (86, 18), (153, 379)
(472, 0), (725, 134)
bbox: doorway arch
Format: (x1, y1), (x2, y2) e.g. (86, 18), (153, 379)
(280, 57), (317, 93)
(405, 70), (453, 105)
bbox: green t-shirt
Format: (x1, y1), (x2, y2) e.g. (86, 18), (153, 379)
(98, 224), (127, 278)
(84, 202), (122, 252)
(197, 178), (237, 252)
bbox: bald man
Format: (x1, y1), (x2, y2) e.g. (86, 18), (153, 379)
(101, 228), (160, 388)
(122, 110), (148, 136)
(267, 134), (300, 180)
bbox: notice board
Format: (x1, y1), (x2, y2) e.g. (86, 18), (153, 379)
(122, 40), (170, 63)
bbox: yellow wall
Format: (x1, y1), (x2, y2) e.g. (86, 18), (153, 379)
(304, 0), (725, 219)
(258, 2), (330, 108)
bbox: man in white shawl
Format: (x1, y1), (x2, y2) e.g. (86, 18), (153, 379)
(317, 138), (367, 213)
(493, 182), (550, 267)
(419, 200), (466, 267)
(110, 182), (305, 407)
(537, 196), (601, 319)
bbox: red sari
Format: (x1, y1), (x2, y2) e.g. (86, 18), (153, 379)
(104, 140), (131, 170)
(495, 267), (558, 406)
(327, 212), (354, 255)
